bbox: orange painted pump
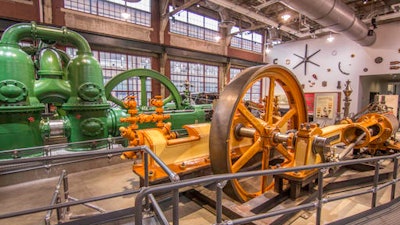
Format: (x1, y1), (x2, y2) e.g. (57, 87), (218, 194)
(119, 96), (210, 182)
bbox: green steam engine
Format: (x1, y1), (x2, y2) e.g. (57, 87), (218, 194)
(0, 22), (211, 154)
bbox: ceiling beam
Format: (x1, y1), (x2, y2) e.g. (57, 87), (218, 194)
(207, 0), (306, 37)
(163, 0), (201, 17)
(362, 11), (400, 23)
(253, 0), (280, 11)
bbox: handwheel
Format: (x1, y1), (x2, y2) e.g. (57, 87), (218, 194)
(209, 65), (308, 202)
(104, 69), (184, 109)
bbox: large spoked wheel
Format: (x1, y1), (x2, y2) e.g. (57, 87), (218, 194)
(104, 69), (184, 109)
(209, 65), (308, 202)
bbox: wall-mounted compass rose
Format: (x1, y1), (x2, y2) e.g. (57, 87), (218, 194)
(293, 44), (321, 75)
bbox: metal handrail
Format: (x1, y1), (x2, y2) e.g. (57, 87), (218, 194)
(134, 153), (400, 225)
(1, 148), (399, 224)
(0, 136), (125, 157)
(0, 145), (178, 223)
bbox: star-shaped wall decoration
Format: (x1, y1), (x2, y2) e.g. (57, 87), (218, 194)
(293, 44), (321, 75)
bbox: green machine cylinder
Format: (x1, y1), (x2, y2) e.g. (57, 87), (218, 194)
(35, 46), (71, 104)
(61, 34), (110, 149)
(0, 24), (45, 151)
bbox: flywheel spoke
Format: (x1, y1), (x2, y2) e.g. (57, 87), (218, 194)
(265, 78), (276, 124)
(276, 143), (293, 161)
(232, 139), (262, 173)
(275, 108), (297, 128)
(260, 147), (271, 191)
(237, 103), (265, 133)
(139, 76), (147, 107)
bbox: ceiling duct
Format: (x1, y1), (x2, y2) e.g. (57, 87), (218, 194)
(281, 0), (376, 46)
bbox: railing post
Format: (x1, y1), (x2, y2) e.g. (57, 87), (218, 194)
(143, 151), (150, 210)
(62, 170), (70, 215)
(56, 194), (62, 223)
(172, 189), (179, 225)
(216, 181), (227, 224)
(44, 213), (50, 225)
(391, 156), (399, 200)
(372, 160), (380, 208)
(316, 168), (325, 225)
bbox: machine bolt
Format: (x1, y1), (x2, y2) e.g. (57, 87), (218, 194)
(180, 162), (186, 169)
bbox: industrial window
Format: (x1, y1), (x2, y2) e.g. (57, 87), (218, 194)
(230, 67), (261, 102)
(66, 47), (152, 104)
(170, 60), (218, 95)
(230, 27), (263, 53)
(64, 0), (151, 27)
(169, 7), (220, 42)
(229, 67), (242, 82)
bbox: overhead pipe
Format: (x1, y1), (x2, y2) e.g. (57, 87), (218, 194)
(281, 0), (376, 46)
(0, 21), (91, 54)
(207, 0), (303, 38)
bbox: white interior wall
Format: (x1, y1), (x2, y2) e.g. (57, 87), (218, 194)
(266, 21), (400, 115)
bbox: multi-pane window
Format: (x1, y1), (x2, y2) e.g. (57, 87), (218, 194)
(66, 48), (152, 104)
(230, 27), (263, 53)
(230, 67), (261, 102)
(64, 0), (151, 27)
(229, 68), (242, 82)
(169, 6), (220, 42)
(170, 61), (218, 94)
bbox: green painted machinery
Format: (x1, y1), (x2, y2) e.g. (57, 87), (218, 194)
(104, 68), (213, 130)
(0, 22), (212, 155)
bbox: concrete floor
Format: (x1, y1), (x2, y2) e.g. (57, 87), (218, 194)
(0, 161), (139, 225)
(0, 158), (399, 225)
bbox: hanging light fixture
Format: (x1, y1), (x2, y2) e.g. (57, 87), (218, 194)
(327, 32), (334, 42)
(265, 44), (272, 54)
(281, 13), (291, 21)
(121, 1), (131, 19)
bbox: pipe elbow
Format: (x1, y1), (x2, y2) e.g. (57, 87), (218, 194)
(0, 21), (92, 54)
(0, 22), (33, 46)
(60, 26), (92, 55)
